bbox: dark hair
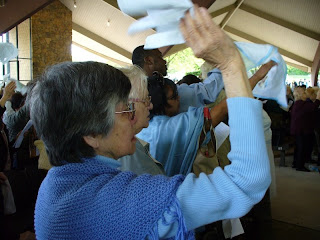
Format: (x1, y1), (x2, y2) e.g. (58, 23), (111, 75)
(132, 45), (154, 68)
(29, 62), (131, 166)
(148, 72), (177, 118)
(10, 92), (25, 110)
(177, 74), (202, 85)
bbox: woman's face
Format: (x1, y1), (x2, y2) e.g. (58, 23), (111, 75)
(92, 102), (137, 159)
(133, 90), (153, 134)
(164, 87), (180, 117)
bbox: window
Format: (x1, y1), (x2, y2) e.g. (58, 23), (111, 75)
(1, 18), (32, 86)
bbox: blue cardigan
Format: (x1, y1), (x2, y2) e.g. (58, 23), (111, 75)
(35, 98), (271, 239)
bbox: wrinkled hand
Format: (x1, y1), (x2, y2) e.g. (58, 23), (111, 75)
(254, 60), (277, 80)
(179, 5), (239, 71)
(3, 81), (16, 98)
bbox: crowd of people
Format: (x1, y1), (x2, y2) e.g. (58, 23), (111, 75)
(261, 83), (320, 172)
(0, 3), (317, 240)
(290, 86), (320, 171)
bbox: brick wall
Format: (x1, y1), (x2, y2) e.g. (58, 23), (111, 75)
(32, 0), (71, 78)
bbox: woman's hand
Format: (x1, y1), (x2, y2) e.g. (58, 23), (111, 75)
(180, 5), (252, 98)
(180, 5), (239, 71)
(0, 81), (16, 108)
(3, 81), (16, 98)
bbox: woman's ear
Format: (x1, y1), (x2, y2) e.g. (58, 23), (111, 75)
(83, 135), (99, 149)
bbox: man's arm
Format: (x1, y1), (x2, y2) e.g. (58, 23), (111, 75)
(249, 61), (277, 89)
(177, 69), (224, 112)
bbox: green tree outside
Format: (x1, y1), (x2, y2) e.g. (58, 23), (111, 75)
(165, 48), (204, 80)
(287, 65), (308, 75)
(164, 47), (312, 80)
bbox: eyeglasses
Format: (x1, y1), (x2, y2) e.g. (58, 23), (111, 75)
(129, 96), (152, 107)
(115, 103), (135, 120)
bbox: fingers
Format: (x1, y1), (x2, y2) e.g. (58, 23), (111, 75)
(257, 60), (277, 75)
(3, 81), (16, 99)
(180, 5), (211, 57)
(270, 60), (277, 66)
(9, 81), (16, 88)
(265, 60), (277, 68)
(180, 6), (201, 49)
(5, 81), (16, 93)
(192, 6), (209, 39)
(198, 6), (216, 31)
(180, 4), (238, 69)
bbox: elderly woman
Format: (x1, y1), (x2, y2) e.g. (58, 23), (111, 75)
(32, 6), (270, 239)
(118, 65), (165, 175)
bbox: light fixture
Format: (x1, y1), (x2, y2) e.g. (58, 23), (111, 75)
(73, 0), (77, 8)
(0, 0), (7, 7)
(107, 19), (111, 27)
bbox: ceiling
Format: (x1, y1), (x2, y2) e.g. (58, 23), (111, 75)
(59, 0), (320, 73)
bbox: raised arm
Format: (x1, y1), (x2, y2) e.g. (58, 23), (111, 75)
(159, 6), (270, 238)
(249, 60), (277, 89)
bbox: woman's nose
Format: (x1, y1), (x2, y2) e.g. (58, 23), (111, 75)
(148, 102), (153, 110)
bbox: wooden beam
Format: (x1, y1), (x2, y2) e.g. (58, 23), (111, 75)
(219, 0), (244, 29)
(210, 4), (235, 18)
(72, 42), (130, 67)
(72, 23), (132, 60)
(239, 4), (320, 41)
(311, 43), (320, 86)
(286, 62), (310, 73)
(192, 0), (216, 8)
(104, 0), (216, 12)
(102, 0), (119, 9)
(224, 26), (313, 67)
(103, 0), (145, 19)
(0, 0), (54, 34)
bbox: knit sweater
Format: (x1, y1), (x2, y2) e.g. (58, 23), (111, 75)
(35, 98), (271, 239)
(35, 156), (190, 240)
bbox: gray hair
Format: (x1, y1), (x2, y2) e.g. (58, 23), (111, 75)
(293, 87), (304, 101)
(29, 61), (131, 165)
(120, 65), (148, 99)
